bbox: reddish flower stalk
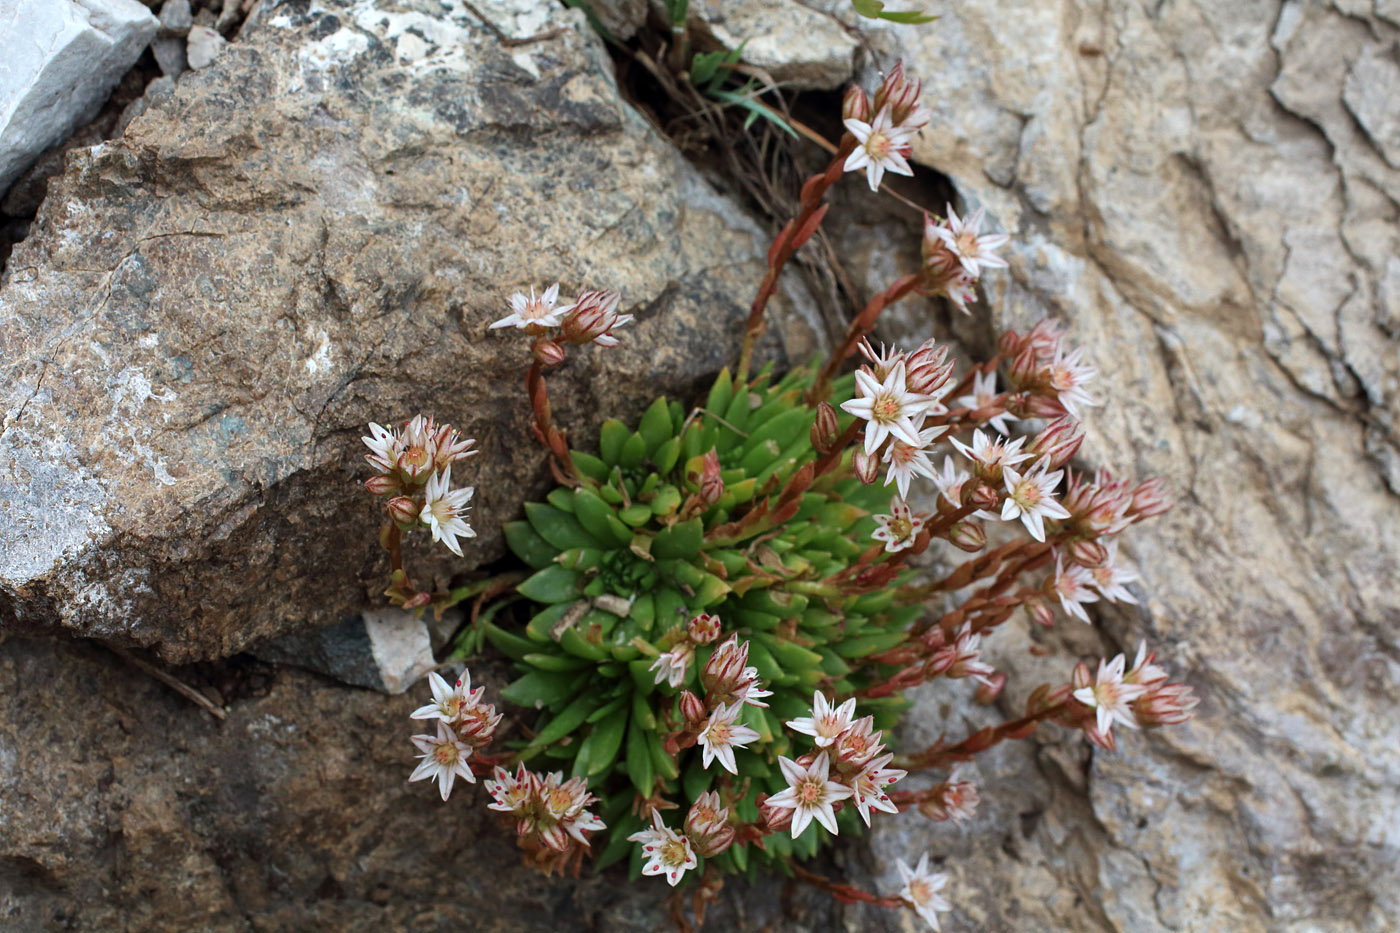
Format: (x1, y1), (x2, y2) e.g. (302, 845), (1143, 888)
(900, 702), (1068, 771)
(736, 138), (858, 385)
(525, 353), (578, 482)
(790, 864), (907, 910)
(808, 273), (923, 405)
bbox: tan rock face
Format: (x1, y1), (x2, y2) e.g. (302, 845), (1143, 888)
(0, 0), (817, 663)
(814, 1), (1400, 930)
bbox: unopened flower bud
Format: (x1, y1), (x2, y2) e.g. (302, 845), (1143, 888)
(364, 473), (401, 497)
(811, 402), (841, 453)
(841, 85), (871, 122)
(1134, 682), (1199, 727)
(974, 672), (1006, 704)
(1130, 478), (1172, 518)
(1068, 538), (1108, 567)
(678, 690), (707, 728)
(905, 340), (953, 396)
(947, 522), (986, 552)
(560, 289), (629, 347)
(969, 484), (1001, 512)
(386, 495), (420, 527)
(685, 790), (735, 857)
(1071, 660), (1093, 691)
(686, 613), (722, 646)
(998, 328), (1025, 357)
(1027, 599), (1055, 627)
(699, 449), (724, 505)
(1027, 416), (1084, 470)
(853, 449), (879, 485)
(531, 337), (566, 366)
(871, 61), (929, 130)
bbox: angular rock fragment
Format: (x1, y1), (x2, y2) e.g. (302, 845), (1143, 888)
(0, 0), (159, 192)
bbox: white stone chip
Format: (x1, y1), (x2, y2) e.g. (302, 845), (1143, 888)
(0, 0), (159, 192)
(362, 609), (438, 695)
(185, 24), (228, 70)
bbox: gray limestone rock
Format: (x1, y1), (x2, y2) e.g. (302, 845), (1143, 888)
(0, 0), (159, 192)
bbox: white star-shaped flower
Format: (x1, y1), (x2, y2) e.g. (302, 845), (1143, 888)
(785, 691), (858, 748)
(928, 202), (1010, 278)
(871, 498), (928, 553)
(490, 282), (567, 330)
(764, 751), (854, 838)
(420, 467), (476, 556)
(882, 423), (947, 500)
(1001, 464), (1071, 542)
(698, 702), (761, 775)
(848, 751), (905, 826)
(1073, 653), (1149, 736)
(410, 670), (485, 723)
(840, 359), (931, 456)
(955, 370), (1016, 435)
(408, 720), (476, 800)
(627, 810), (697, 886)
(896, 853), (952, 931)
(843, 107), (918, 191)
(648, 645), (692, 689)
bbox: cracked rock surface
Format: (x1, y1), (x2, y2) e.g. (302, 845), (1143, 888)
(806, 1), (1400, 930)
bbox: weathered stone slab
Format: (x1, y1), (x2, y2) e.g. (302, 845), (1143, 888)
(0, 0), (820, 662)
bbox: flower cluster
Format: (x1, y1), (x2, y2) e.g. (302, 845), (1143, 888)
(485, 765), (607, 872)
(363, 415), (478, 559)
(408, 670), (502, 799)
(490, 283), (632, 347)
(1059, 642), (1199, 750)
(761, 692), (907, 834)
(842, 62), (932, 191)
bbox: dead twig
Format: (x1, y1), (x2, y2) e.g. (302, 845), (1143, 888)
(110, 645), (227, 720)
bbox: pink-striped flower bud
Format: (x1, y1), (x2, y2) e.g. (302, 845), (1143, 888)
(811, 402), (841, 453)
(1067, 538), (1108, 568)
(364, 473), (401, 497)
(531, 337), (567, 366)
(947, 521), (986, 552)
(871, 61), (929, 130)
(918, 780), (980, 824)
(701, 635), (748, 697)
(969, 484), (1001, 513)
(1070, 660), (1093, 692)
(560, 289), (629, 347)
(1129, 477), (1172, 519)
(1027, 416), (1084, 470)
(1133, 682), (1199, 727)
(678, 690), (708, 729)
(699, 449), (724, 505)
(457, 701), (504, 749)
(905, 339), (953, 397)
(1027, 599), (1055, 627)
(386, 495), (421, 527)
(842, 85), (871, 123)
(686, 613), (722, 646)
(685, 791), (736, 857)
(853, 449), (879, 485)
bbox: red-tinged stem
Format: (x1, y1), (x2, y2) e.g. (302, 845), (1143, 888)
(737, 138), (858, 385)
(900, 702), (1069, 771)
(526, 359), (578, 481)
(789, 864), (907, 910)
(808, 273), (923, 405)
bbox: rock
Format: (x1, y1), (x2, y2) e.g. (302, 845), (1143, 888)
(250, 607), (452, 694)
(813, 1), (1400, 929)
(0, 0), (159, 193)
(151, 36), (188, 76)
(0, 635), (873, 932)
(185, 24), (226, 69)
(157, 0), (191, 31)
(685, 0), (858, 90)
(0, 0), (821, 664)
